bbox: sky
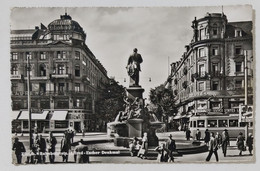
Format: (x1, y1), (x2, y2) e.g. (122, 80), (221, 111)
(10, 5), (253, 99)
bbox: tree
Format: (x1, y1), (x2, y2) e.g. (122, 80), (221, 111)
(96, 79), (126, 123)
(149, 84), (177, 122)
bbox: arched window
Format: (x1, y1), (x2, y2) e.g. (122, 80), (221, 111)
(11, 65), (18, 75)
(39, 64), (46, 76)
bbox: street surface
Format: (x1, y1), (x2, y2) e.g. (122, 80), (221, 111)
(12, 131), (254, 164)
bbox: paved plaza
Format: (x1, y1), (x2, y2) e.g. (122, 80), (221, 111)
(12, 131), (254, 164)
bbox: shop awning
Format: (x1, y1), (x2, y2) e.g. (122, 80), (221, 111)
(11, 111), (21, 120)
(18, 111), (49, 120)
(51, 111), (68, 120)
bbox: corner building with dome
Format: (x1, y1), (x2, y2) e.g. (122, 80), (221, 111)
(10, 13), (109, 133)
(166, 13), (253, 137)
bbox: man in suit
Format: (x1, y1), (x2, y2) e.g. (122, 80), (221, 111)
(12, 137), (26, 164)
(46, 132), (57, 163)
(206, 132), (219, 162)
(74, 139), (89, 163)
(222, 129), (230, 157)
(166, 134), (176, 162)
(127, 48), (143, 86)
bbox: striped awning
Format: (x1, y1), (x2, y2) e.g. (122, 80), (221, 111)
(51, 111), (68, 120)
(11, 111), (21, 120)
(18, 110), (49, 120)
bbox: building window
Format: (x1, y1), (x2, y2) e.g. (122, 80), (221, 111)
(39, 64), (46, 76)
(40, 52), (46, 60)
(199, 28), (205, 40)
(212, 47), (218, 56)
(12, 52), (18, 60)
(75, 83), (80, 92)
(11, 83), (18, 94)
(40, 101), (50, 109)
(198, 48), (205, 57)
(198, 82), (204, 91)
(57, 51), (61, 58)
(56, 101), (69, 109)
(199, 64), (205, 77)
(74, 99), (81, 108)
(235, 62), (242, 72)
(26, 52), (32, 60)
(62, 51), (67, 58)
(212, 81), (219, 90)
(39, 83), (46, 92)
(75, 65), (80, 77)
(213, 28), (218, 35)
(55, 121), (68, 128)
(211, 101), (220, 109)
(235, 46), (242, 55)
(58, 65), (65, 74)
(75, 51), (80, 60)
(235, 80), (243, 88)
(235, 29), (242, 37)
(11, 65), (18, 75)
(58, 83), (65, 93)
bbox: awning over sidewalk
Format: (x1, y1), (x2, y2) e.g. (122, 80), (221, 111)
(51, 111), (68, 120)
(18, 110), (49, 120)
(11, 111), (21, 120)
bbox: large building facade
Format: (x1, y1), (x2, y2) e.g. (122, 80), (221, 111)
(11, 13), (109, 133)
(167, 13), (253, 131)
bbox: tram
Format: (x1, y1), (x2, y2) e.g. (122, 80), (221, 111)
(189, 115), (253, 139)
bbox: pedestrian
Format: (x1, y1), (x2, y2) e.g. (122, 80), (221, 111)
(38, 134), (47, 163)
(32, 133), (40, 164)
(204, 129), (210, 146)
(137, 132), (148, 159)
(60, 134), (70, 162)
(12, 137), (26, 164)
(186, 128), (191, 141)
(74, 139), (89, 163)
(155, 143), (169, 162)
(221, 129), (230, 157)
(46, 132), (57, 163)
(206, 132), (219, 162)
(166, 134), (176, 162)
(129, 137), (141, 157)
(236, 132), (245, 156)
(196, 129), (201, 141)
(246, 133), (253, 155)
(215, 132), (222, 148)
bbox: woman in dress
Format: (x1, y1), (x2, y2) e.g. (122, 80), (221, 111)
(237, 132), (245, 156)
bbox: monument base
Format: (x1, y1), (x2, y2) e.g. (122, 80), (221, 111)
(127, 119), (143, 138)
(126, 86), (145, 100)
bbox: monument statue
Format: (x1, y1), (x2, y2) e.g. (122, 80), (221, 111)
(126, 48), (143, 86)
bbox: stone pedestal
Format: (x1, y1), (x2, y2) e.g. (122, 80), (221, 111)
(126, 86), (145, 100)
(127, 119), (143, 137)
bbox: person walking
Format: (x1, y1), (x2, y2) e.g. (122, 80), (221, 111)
(215, 132), (222, 148)
(237, 132), (245, 156)
(166, 134), (176, 162)
(186, 128), (191, 141)
(46, 132), (57, 163)
(38, 134), (47, 163)
(204, 129), (210, 146)
(12, 137), (26, 164)
(137, 132), (148, 159)
(129, 137), (141, 157)
(206, 132), (219, 162)
(60, 134), (70, 162)
(246, 133), (253, 155)
(195, 129), (201, 141)
(155, 143), (169, 162)
(221, 129), (229, 157)
(74, 139), (89, 163)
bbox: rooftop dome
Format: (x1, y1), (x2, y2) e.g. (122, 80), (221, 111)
(48, 13), (84, 34)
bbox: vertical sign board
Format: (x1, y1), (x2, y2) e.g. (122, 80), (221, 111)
(239, 104), (253, 122)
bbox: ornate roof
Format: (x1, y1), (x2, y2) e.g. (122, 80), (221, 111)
(48, 13), (84, 34)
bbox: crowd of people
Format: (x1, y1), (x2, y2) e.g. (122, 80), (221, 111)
(12, 128), (254, 164)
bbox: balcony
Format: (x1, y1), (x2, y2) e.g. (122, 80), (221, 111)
(24, 76), (48, 80)
(11, 74), (22, 80)
(51, 74), (71, 79)
(11, 90), (91, 97)
(194, 72), (208, 80)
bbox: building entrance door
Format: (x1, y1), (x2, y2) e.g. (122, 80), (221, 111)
(74, 121), (81, 132)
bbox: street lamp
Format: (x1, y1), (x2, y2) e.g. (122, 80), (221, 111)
(26, 56), (32, 150)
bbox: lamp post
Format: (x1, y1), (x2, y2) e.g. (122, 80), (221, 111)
(27, 56), (32, 150)
(244, 50), (248, 141)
